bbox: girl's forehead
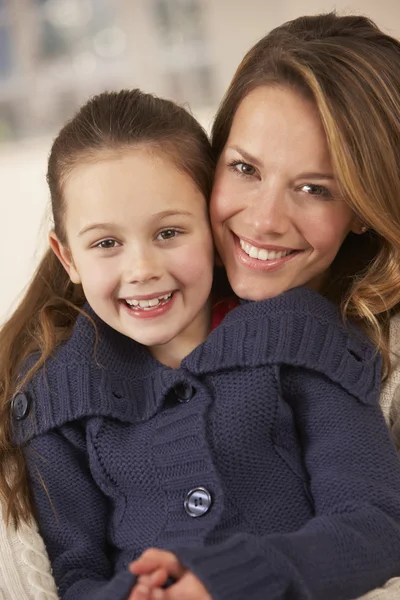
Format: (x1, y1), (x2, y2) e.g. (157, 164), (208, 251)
(62, 149), (207, 235)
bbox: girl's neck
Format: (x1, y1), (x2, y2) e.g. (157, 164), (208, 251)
(150, 299), (212, 369)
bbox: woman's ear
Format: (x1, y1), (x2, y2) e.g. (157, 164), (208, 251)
(350, 218), (368, 235)
(49, 231), (81, 284)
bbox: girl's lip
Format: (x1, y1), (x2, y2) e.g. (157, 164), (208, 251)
(122, 291), (175, 301)
(232, 233), (302, 271)
(120, 292), (176, 319)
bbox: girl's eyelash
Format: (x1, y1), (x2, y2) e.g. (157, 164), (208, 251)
(92, 239), (120, 249)
(156, 228), (184, 241)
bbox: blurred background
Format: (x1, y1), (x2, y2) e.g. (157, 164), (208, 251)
(1, 0), (400, 321)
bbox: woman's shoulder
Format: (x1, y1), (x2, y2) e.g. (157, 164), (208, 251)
(389, 312), (400, 356)
(0, 500), (58, 599)
(380, 313), (400, 429)
(188, 287), (381, 406)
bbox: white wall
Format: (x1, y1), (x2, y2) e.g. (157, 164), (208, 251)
(0, 138), (50, 321)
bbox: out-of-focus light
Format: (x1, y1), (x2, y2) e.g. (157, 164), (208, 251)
(93, 27), (126, 58)
(72, 51), (97, 76)
(42, 0), (93, 29)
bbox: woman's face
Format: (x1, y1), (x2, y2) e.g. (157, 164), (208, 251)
(210, 85), (362, 300)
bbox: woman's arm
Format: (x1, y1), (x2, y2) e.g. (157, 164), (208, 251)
(358, 315), (400, 600)
(0, 499), (59, 599)
(357, 578), (400, 600)
(381, 313), (400, 448)
(166, 366), (400, 600)
(24, 422), (136, 600)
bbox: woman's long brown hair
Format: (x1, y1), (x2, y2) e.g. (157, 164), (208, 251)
(212, 12), (400, 373)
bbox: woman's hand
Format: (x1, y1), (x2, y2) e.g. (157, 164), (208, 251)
(128, 549), (212, 600)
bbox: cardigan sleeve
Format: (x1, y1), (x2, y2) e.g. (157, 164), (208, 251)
(23, 424), (136, 600)
(172, 366), (400, 600)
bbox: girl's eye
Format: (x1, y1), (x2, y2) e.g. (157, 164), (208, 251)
(156, 229), (180, 241)
(300, 184), (332, 198)
(228, 160), (256, 177)
(95, 239), (120, 249)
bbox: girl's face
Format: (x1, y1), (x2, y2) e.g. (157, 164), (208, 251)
(51, 148), (214, 365)
(211, 85), (363, 301)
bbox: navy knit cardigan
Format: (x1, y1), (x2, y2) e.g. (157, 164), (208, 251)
(12, 287), (400, 600)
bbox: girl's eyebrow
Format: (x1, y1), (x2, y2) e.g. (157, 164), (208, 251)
(78, 222), (117, 237)
(154, 210), (194, 220)
(78, 211), (195, 237)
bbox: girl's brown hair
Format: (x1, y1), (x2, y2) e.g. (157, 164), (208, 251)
(0, 89), (214, 524)
(212, 13), (400, 373)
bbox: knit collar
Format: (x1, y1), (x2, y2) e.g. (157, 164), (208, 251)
(14, 287), (380, 444)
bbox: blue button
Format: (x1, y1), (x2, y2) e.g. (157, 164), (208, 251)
(11, 393), (31, 421)
(184, 487), (212, 517)
(174, 383), (195, 403)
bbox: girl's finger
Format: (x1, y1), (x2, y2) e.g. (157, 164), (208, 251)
(138, 567), (169, 588)
(130, 584), (151, 600)
(130, 550), (184, 579)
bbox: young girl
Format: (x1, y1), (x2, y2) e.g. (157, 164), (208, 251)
(2, 84), (400, 600)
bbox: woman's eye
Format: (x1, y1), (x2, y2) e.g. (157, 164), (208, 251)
(157, 229), (180, 241)
(95, 239), (120, 249)
(228, 160), (256, 177)
(300, 184), (332, 198)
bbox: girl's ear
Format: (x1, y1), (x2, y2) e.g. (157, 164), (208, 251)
(49, 231), (81, 284)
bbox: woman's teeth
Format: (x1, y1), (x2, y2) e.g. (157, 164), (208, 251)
(239, 239), (293, 260)
(125, 293), (172, 310)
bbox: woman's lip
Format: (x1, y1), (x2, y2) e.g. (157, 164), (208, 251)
(232, 233), (302, 271)
(235, 233), (297, 252)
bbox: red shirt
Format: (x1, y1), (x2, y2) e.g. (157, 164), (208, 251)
(211, 297), (239, 331)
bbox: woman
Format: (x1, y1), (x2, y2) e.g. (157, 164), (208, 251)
(130, 11), (400, 600)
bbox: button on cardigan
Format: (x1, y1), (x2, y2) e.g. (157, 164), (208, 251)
(13, 287), (400, 600)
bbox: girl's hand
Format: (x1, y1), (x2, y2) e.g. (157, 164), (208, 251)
(128, 549), (212, 600)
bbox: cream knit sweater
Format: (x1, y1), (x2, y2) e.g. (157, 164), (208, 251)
(0, 500), (58, 599)
(1, 315), (400, 600)
(357, 313), (400, 600)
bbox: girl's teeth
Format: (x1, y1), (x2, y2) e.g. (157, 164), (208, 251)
(126, 293), (172, 309)
(239, 239), (292, 261)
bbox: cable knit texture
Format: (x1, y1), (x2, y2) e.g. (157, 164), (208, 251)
(356, 313), (400, 600)
(0, 499), (58, 599)
(382, 314), (400, 448)
(10, 288), (400, 600)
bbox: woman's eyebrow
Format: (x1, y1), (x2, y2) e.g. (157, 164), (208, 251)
(226, 145), (263, 169)
(297, 172), (335, 180)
